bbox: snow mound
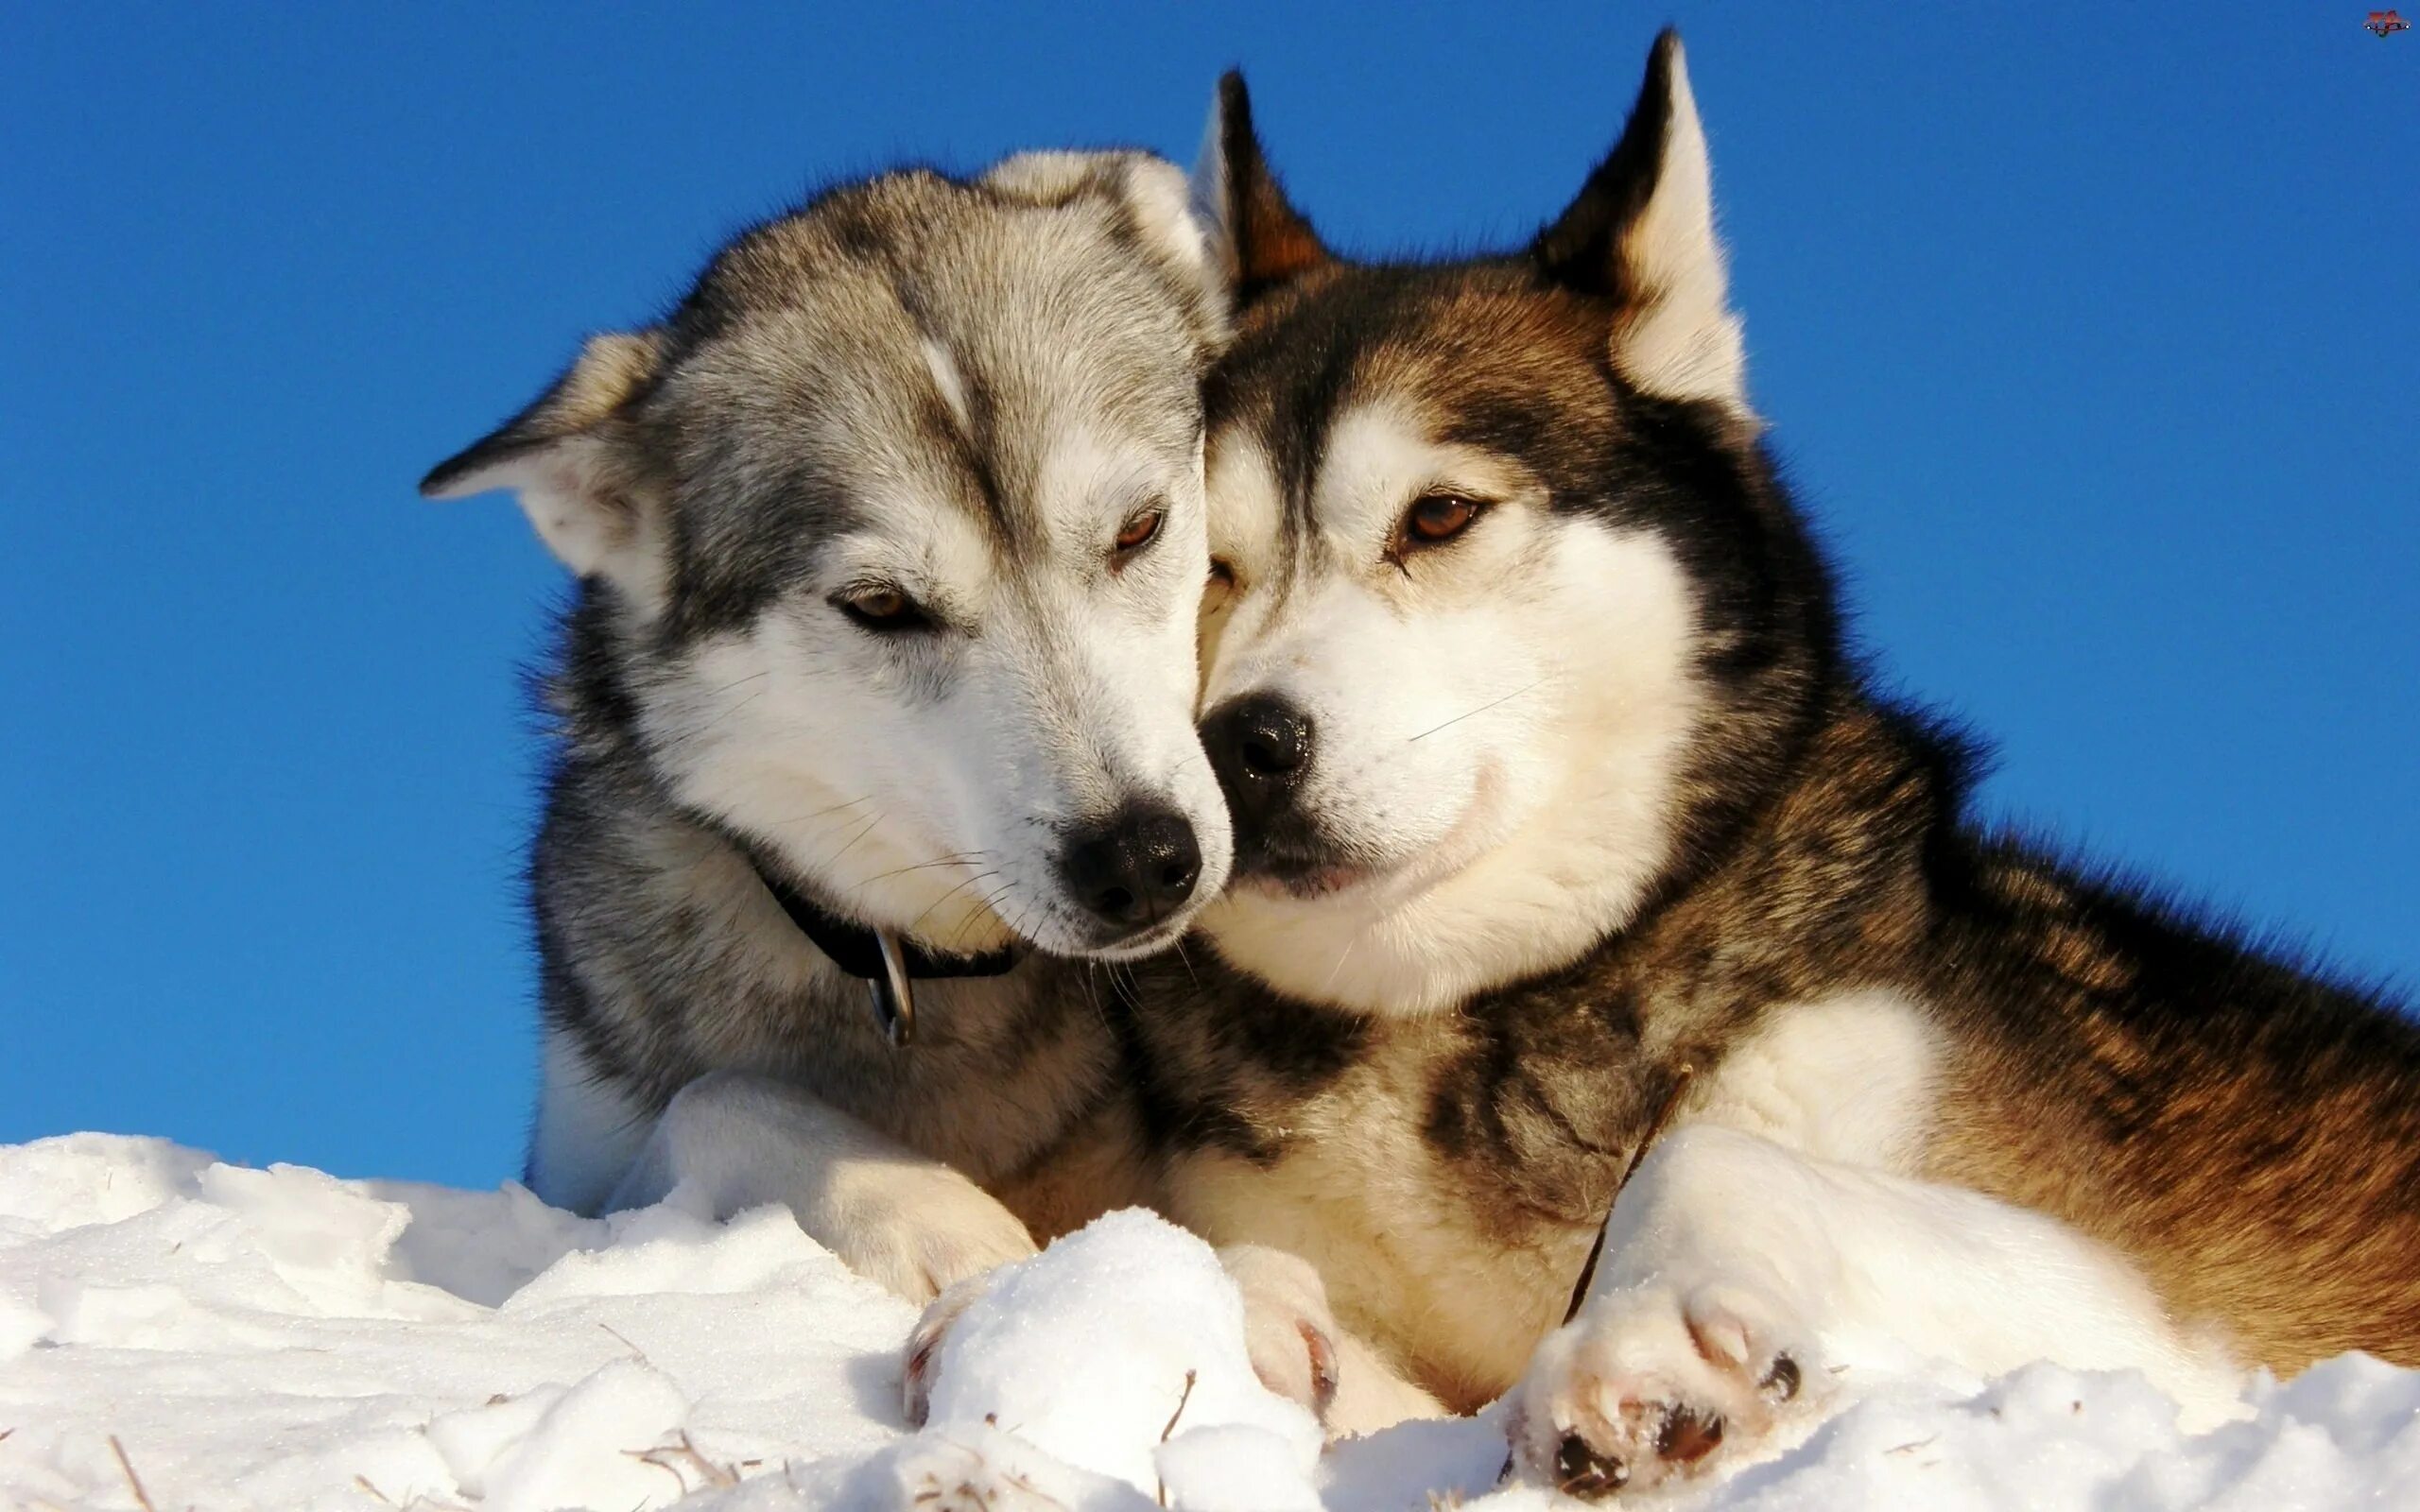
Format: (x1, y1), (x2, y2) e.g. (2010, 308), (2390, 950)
(1, 1134), (2414, 1510)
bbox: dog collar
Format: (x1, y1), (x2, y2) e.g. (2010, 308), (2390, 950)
(747, 851), (1025, 1049)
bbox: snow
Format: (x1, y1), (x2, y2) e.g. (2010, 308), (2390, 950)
(3, 1134), (2416, 1511)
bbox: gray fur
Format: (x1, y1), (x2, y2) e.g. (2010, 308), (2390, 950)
(425, 151), (1230, 1231)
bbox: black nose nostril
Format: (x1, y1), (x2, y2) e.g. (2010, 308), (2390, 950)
(1202, 696), (1315, 826)
(1240, 734), (1291, 776)
(1056, 802), (1202, 934)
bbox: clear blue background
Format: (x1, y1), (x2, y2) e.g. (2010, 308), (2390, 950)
(3, 5), (2412, 1190)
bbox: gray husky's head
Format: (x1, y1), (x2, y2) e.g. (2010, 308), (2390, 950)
(426, 152), (1235, 960)
(1190, 37), (1831, 1014)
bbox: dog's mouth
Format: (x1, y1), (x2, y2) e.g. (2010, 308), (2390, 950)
(1232, 765), (1508, 910)
(1230, 809), (1384, 901)
(1011, 907), (1194, 964)
(1083, 912), (1194, 960)
(1235, 849), (1375, 901)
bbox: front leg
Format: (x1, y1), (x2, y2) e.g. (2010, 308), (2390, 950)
(1507, 1125), (2240, 1500)
(1510, 1270), (1822, 1501)
(608, 1070), (1038, 1303)
(1219, 1244), (1448, 1438)
(905, 1243), (1447, 1436)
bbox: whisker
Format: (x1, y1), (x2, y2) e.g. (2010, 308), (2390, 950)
(1407, 678), (1547, 743)
(851, 850), (990, 891)
(650, 687), (770, 750)
(700, 669), (773, 698)
(906, 869), (998, 937)
(824, 811), (888, 869)
(949, 882), (1020, 950)
(1319, 936), (1358, 994)
(752, 794), (875, 831)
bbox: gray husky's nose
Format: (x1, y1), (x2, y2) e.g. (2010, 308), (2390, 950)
(1058, 802), (1202, 931)
(1201, 695), (1313, 828)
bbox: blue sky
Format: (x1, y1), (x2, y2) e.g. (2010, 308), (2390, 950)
(3, 5), (2413, 1190)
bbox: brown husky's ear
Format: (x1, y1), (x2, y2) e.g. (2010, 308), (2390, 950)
(1192, 71), (1332, 303)
(420, 330), (668, 610)
(1534, 30), (1747, 409)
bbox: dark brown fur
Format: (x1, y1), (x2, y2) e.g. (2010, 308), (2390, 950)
(1134, 45), (2420, 1405)
(1133, 694), (2420, 1400)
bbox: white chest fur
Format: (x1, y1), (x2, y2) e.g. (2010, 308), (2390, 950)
(1681, 988), (1945, 1172)
(1162, 990), (1948, 1409)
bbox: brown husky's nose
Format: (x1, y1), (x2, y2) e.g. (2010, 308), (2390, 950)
(1201, 694), (1313, 830)
(1058, 802), (1202, 931)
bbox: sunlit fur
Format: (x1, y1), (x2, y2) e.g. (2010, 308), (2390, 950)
(1117, 34), (2420, 1485)
(1201, 402), (1703, 1015)
(424, 151), (1234, 1295)
(631, 417), (1223, 964)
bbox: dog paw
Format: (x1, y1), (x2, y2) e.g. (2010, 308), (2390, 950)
(823, 1164), (1040, 1305)
(1507, 1281), (1822, 1502)
(898, 1246), (1346, 1436)
(610, 1071), (1039, 1306)
(902, 1275), (989, 1428)
(879, 1431), (1074, 1510)
(1219, 1245), (1341, 1421)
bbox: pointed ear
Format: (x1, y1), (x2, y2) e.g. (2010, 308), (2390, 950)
(1191, 71), (1332, 303)
(1533, 30), (1747, 409)
(984, 149), (1232, 347)
(421, 330), (669, 610)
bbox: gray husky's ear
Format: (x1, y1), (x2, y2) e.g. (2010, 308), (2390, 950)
(1534, 30), (1747, 409)
(1192, 71), (1331, 304)
(420, 330), (668, 610)
(986, 149), (1230, 343)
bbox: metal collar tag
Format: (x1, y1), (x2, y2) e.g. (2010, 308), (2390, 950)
(867, 929), (916, 1048)
(738, 839), (1020, 1050)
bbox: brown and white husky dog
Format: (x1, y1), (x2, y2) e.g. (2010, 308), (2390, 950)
(1114, 30), (2420, 1497)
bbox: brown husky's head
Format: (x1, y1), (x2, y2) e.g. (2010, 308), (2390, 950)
(1192, 34), (1837, 1013)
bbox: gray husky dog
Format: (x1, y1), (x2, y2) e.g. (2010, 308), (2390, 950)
(1092, 32), (2420, 1498)
(424, 149), (1233, 1301)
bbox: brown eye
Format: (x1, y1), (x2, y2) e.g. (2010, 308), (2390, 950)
(834, 585), (930, 631)
(1403, 493), (1482, 546)
(1114, 507), (1166, 558)
(1202, 558), (1238, 612)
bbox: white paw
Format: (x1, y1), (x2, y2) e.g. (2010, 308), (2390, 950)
(1219, 1246), (1341, 1422)
(821, 1160), (1039, 1305)
(1507, 1280), (1824, 1502)
(902, 1274), (988, 1427)
(876, 1431), (1080, 1510)
(609, 1071), (1040, 1305)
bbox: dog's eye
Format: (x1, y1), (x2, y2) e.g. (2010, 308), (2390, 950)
(834, 585), (932, 632)
(1113, 507), (1166, 560)
(1400, 493), (1485, 549)
(1202, 558), (1238, 613)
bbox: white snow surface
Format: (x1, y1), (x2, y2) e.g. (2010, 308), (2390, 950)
(3, 1133), (2416, 1511)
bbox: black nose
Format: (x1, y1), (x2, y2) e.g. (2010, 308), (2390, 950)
(1057, 802), (1203, 931)
(1201, 694), (1314, 829)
